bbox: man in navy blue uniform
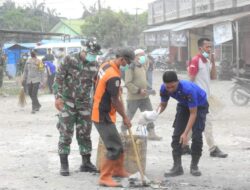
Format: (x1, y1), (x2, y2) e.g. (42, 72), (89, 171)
(158, 71), (208, 177)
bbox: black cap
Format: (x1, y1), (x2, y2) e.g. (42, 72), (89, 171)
(162, 71), (178, 83)
(115, 47), (135, 64)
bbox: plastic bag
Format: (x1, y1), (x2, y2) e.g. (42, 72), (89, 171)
(135, 125), (147, 136)
(138, 110), (159, 126)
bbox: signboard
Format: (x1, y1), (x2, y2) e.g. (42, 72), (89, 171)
(214, 0), (233, 11)
(195, 0), (211, 15)
(213, 21), (233, 45)
(164, 0), (178, 21)
(160, 31), (170, 46)
(170, 31), (188, 47)
(145, 33), (157, 46)
(179, 0), (193, 18)
(152, 0), (165, 24)
(237, 0), (250, 7)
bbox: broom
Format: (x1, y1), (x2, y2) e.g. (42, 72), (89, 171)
(18, 78), (27, 107)
(18, 87), (27, 107)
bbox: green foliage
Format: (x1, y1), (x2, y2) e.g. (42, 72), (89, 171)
(0, 0), (59, 32)
(81, 8), (147, 48)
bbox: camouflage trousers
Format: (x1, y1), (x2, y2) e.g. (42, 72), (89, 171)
(57, 103), (92, 155)
(0, 66), (4, 88)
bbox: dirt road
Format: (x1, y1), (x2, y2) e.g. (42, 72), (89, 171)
(0, 71), (250, 190)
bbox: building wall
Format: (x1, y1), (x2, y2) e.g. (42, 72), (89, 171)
(148, 0), (250, 25)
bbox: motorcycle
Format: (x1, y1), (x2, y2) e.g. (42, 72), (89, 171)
(231, 77), (250, 106)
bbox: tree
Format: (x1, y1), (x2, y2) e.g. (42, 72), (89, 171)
(81, 8), (147, 48)
(0, 0), (59, 32)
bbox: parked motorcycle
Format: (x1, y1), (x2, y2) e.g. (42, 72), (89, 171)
(231, 77), (250, 106)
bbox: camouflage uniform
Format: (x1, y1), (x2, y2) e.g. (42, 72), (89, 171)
(0, 54), (6, 88)
(53, 53), (98, 155)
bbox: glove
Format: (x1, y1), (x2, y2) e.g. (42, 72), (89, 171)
(55, 98), (64, 111)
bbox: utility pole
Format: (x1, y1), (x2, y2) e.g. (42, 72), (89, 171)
(97, 0), (101, 12)
(135, 8), (142, 47)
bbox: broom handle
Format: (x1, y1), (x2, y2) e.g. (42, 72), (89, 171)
(119, 92), (145, 183)
(128, 127), (145, 184)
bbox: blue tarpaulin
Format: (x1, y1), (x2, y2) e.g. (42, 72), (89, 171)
(3, 43), (36, 76)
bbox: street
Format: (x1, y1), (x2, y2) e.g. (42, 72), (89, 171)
(0, 70), (250, 190)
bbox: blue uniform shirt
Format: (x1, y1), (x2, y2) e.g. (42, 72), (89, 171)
(44, 61), (56, 75)
(160, 80), (207, 108)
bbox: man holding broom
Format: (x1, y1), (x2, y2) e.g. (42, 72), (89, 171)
(91, 48), (135, 187)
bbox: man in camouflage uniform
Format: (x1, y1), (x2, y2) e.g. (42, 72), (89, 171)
(53, 42), (100, 176)
(0, 52), (6, 88)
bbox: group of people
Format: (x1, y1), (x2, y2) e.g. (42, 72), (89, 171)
(50, 37), (228, 187)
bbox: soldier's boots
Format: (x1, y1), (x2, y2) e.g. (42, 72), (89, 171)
(147, 128), (162, 141)
(80, 154), (98, 173)
(190, 155), (202, 176)
(164, 155), (184, 177)
(59, 154), (69, 176)
(210, 146), (228, 158)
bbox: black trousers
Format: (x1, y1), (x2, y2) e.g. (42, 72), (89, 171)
(47, 73), (55, 94)
(28, 82), (41, 110)
(94, 122), (123, 160)
(172, 103), (208, 157)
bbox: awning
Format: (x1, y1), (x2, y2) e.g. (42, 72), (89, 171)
(144, 11), (250, 33)
(173, 11), (250, 31)
(143, 20), (191, 33)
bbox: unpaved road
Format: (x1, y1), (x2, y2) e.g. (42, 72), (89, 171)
(0, 70), (250, 190)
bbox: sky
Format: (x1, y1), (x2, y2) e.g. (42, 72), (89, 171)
(13, 0), (155, 19)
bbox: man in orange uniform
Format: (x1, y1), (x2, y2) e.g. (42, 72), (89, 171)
(92, 48), (135, 187)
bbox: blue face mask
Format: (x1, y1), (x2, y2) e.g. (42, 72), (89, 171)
(202, 51), (209, 59)
(86, 53), (97, 62)
(139, 55), (146, 64)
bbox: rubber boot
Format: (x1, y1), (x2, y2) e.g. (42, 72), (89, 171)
(59, 154), (69, 176)
(99, 158), (121, 187)
(190, 155), (202, 176)
(147, 128), (162, 141)
(112, 153), (130, 177)
(164, 154), (184, 177)
(80, 154), (98, 173)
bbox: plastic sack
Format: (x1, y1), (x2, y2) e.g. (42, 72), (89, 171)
(138, 110), (159, 126)
(135, 125), (147, 136)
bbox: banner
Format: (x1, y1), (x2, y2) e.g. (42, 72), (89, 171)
(213, 21), (233, 45)
(170, 31), (188, 47)
(145, 33), (157, 46)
